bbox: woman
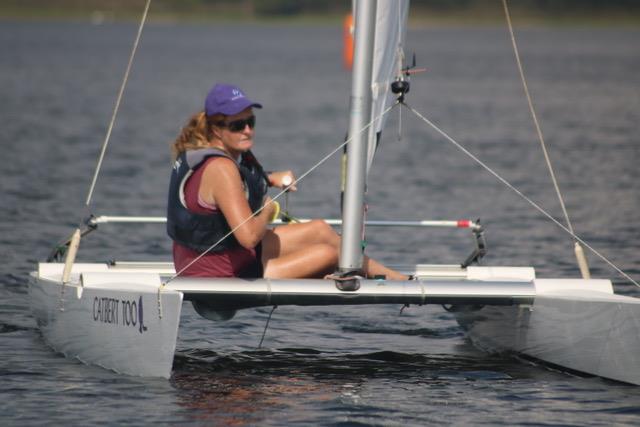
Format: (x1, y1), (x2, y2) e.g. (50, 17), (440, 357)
(167, 83), (408, 281)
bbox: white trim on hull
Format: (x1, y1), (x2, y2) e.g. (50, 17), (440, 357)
(29, 265), (183, 379)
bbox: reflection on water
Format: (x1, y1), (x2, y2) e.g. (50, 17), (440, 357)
(174, 370), (336, 426)
(169, 348), (537, 424)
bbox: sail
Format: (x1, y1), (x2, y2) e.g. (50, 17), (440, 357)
(366, 0), (410, 174)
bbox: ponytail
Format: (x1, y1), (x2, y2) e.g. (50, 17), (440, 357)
(171, 111), (211, 160)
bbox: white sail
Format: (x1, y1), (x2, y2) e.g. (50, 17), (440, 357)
(366, 0), (410, 173)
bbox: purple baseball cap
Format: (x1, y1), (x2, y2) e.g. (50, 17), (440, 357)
(204, 83), (262, 116)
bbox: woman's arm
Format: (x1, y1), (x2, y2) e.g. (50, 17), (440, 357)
(199, 157), (275, 249)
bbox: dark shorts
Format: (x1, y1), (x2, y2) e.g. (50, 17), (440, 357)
(173, 242), (264, 278)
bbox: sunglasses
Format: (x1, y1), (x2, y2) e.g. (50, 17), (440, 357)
(216, 115), (256, 132)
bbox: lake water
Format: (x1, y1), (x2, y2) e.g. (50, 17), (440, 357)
(1, 20), (639, 426)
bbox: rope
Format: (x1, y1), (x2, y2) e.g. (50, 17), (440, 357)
(164, 102), (399, 284)
(258, 305), (278, 349)
(403, 102), (639, 288)
(85, 0), (152, 208)
(399, 304), (409, 315)
(501, 0), (575, 236)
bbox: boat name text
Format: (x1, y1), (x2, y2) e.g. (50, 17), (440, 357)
(92, 296), (148, 334)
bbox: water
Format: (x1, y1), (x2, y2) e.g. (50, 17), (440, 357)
(1, 21), (640, 426)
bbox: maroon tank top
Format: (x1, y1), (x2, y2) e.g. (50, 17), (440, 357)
(172, 157), (263, 278)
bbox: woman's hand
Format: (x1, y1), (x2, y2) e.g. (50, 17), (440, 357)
(262, 196), (279, 222)
(268, 170), (297, 191)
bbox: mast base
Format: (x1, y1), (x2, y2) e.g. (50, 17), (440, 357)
(326, 270), (363, 291)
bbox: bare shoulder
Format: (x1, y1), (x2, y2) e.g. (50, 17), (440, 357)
(202, 156), (241, 183)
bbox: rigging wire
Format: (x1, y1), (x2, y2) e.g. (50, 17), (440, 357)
(59, 0), (152, 286)
(164, 102), (399, 285)
(502, 0), (593, 279)
(396, 0), (405, 143)
(84, 0), (152, 209)
(501, 0), (575, 237)
(402, 102), (639, 289)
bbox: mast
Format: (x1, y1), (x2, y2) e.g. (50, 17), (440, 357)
(339, 0), (377, 276)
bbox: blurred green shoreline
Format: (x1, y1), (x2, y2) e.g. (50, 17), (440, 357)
(2, 1), (639, 28)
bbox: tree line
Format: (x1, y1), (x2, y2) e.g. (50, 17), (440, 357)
(3, 0), (638, 20)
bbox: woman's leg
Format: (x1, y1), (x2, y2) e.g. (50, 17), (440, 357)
(261, 220), (339, 278)
(362, 256), (407, 280)
(261, 220), (408, 280)
(262, 242), (338, 278)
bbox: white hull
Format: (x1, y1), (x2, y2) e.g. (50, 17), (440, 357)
(29, 263), (183, 378)
(455, 280), (640, 384)
(30, 262), (640, 384)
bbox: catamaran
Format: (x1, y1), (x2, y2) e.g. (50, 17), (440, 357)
(29, 0), (640, 383)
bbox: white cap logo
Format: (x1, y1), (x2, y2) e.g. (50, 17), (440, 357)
(231, 89), (244, 100)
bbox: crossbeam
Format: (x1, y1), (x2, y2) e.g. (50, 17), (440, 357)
(89, 215), (481, 230)
(166, 277), (534, 309)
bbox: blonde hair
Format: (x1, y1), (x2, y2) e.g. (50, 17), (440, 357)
(171, 111), (224, 159)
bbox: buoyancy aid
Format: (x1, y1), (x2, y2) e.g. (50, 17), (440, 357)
(167, 147), (269, 252)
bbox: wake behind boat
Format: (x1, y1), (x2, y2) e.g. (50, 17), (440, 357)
(29, 0), (640, 384)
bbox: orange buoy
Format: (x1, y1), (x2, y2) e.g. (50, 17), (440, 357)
(343, 13), (354, 70)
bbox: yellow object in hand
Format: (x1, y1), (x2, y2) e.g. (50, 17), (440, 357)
(269, 200), (281, 223)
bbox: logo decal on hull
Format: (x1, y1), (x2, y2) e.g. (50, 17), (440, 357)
(138, 296), (147, 333)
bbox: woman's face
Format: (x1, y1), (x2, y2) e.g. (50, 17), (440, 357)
(215, 107), (255, 156)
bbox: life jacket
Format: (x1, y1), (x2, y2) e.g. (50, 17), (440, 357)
(167, 147), (269, 252)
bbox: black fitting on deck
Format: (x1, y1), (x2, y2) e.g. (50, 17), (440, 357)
(461, 219), (488, 268)
(46, 215), (98, 262)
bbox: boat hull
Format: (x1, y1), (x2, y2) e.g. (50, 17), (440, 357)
(30, 262), (640, 384)
(29, 266), (183, 378)
(455, 279), (640, 385)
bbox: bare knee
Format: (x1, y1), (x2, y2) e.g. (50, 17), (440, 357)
(316, 243), (339, 266)
(310, 219), (340, 247)
(313, 243), (339, 275)
(263, 243), (338, 279)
